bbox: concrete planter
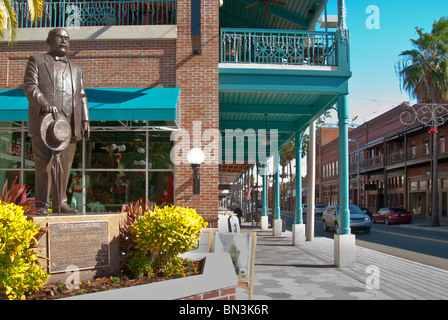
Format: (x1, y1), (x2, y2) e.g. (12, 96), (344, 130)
(64, 252), (238, 300)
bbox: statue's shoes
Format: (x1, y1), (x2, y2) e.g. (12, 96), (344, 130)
(53, 204), (78, 214)
(37, 207), (50, 215)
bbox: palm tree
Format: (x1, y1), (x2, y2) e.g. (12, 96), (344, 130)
(396, 16), (448, 227)
(0, 0), (44, 43)
(396, 17), (448, 104)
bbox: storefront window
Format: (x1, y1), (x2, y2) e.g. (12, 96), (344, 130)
(0, 121), (174, 213)
(85, 131), (173, 170)
(0, 123), (23, 169)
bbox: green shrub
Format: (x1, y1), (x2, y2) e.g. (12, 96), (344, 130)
(125, 251), (154, 278)
(162, 256), (183, 277)
(129, 205), (207, 271)
(0, 201), (49, 300)
(119, 198), (155, 260)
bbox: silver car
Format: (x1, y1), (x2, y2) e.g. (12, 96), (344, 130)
(315, 204), (326, 215)
(322, 204), (371, 233)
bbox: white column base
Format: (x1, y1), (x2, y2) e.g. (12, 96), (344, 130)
(334, 233), (356, 268)
(260, 215), (269, 231)
(273, 218), (282, 236)
(292, 224), (306, 246)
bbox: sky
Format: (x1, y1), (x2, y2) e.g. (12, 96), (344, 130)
(321, 0), (448, 125)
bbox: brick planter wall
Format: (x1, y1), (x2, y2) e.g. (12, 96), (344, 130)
(182, 287), (236, 300)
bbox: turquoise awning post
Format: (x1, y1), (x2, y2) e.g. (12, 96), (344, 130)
(0, 87), (181, 123)
(261, 164), (267, 217)
(273, 152), (282, 235)
(334, 0), (355, 268)
(337, 95), (350, 235)
(260, 163), (269, 230)
(292, 131), (306, 246)
(294, 132), (303, 225)
(274, 153), (280, 221)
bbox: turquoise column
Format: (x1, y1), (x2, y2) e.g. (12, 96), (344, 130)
(295, 133), (303, 224)
(274, 153), (280, 220)
(261, 164), (267, 218)
(338, 95), (350, 235)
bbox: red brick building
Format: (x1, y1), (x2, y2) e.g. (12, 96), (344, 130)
(319, 102), (448, 222)
(0, 0), (220, 225)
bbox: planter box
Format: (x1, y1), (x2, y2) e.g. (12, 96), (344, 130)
(63, 252), (238, 300)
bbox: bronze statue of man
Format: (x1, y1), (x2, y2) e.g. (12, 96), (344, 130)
(22, 28), (90, 215)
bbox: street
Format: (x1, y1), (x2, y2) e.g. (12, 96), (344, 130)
(279, 211), (448, 271)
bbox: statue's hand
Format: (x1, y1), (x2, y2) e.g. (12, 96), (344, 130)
(83, 121), (90, 140)
(42, 105), (58, 118)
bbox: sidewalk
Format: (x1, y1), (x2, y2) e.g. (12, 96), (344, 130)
(236, 223), (448, 300)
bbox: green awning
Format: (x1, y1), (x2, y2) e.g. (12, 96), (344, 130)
(0, 87), (180, 124)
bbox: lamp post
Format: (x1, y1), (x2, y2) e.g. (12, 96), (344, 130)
(187, 148), (205, 194)
(400, 104), (448, 227)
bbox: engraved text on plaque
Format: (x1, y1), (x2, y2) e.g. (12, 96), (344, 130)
(48, 220), (109, 273)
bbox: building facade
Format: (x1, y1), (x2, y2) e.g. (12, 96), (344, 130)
(0, 0), (352, 229)
(319, 102), (448, 222)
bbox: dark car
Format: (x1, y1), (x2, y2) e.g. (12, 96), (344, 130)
(373, 208), (412, 225)
(360, 207), (373, 219)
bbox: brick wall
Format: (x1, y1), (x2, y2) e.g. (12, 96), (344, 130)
(0, 40), (176, 89)
(182, 287), (236, 300)
(174, 0), (220, 226)
(0, 0), (221, 226)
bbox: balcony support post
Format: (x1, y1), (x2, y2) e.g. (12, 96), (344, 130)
(335, 94), (356, 268)
(260, 163), (269, 230)
(273, 151), (282, 236)
(293, 131), (305, 245)
(306, 121), (316, 242)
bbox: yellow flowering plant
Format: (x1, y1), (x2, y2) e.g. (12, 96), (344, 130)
(0, 201), (49, 300)
(128, 205), (207, 274)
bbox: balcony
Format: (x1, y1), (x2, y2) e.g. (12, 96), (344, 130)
(349, 143), (448, 174)
(14, 0), (176, 28)
(220, 28), (337, 68)
(219, 26), (350, 164)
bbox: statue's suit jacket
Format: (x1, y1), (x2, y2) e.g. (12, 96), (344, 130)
(22, 53), (89, 141)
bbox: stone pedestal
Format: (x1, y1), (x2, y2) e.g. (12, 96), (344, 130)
(292, 224), (305, 246)
(260, 215), (269, 231)
(334, 233), (356, 268)
(31, 212), (126, 284)
(273, 218), (282, 236)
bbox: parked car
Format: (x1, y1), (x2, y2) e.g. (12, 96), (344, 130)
(360, 207), (373, 219)
(322, 204), (372, 233)
(315, 204), (326, 215)
(373, 208), (412, 225)
(302, 204), (307, 214)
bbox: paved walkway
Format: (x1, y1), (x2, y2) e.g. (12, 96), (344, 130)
(236, 223), (448, 300)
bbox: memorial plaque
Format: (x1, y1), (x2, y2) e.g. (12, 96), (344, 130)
(48, 220), (109, 273)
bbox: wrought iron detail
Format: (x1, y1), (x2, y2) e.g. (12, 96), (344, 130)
(399, 104), (448, 128)
(221, 29), (337, 66)
(14, 0), (177, 28)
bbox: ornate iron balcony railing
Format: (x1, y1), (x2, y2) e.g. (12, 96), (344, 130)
(221, 28), (337, 67)
(15, 0), (176, 28)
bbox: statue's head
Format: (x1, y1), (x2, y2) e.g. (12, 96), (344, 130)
(46, 28), (70, 57)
